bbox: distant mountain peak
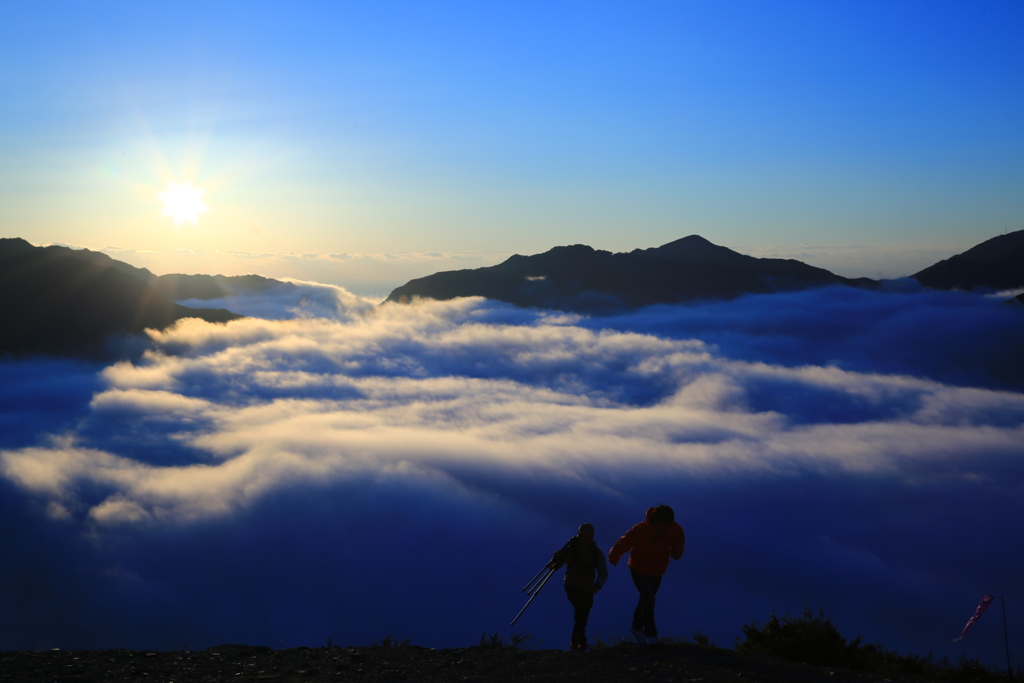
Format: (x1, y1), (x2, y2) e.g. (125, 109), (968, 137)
(659, 234), (716, 248)
(642, 235), (753, 266)
(386, 235), (866, 312)
(0, 237), (38, 254)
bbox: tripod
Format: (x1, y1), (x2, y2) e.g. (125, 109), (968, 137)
(510, 559), (559, 627)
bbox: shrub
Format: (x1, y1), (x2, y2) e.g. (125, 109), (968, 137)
(736, 607), (854, 668)
(690, 630), (715, 647)
(735, 607), (1010, 681)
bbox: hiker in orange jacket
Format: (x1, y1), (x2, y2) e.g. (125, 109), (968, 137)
(608, 505), (685, 645)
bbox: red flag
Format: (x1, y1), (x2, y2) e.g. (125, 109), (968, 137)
(954, 595), (994, 642)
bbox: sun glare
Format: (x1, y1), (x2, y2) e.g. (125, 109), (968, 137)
(159, 182), (208, 225)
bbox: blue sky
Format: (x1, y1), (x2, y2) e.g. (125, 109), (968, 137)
(2, 1), (1022, 291)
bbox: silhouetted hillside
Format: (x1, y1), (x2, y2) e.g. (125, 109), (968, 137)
(913, 229), (1024, 291)
(386, 235), (876, 312)
(0, 238), (244, 357)
(154, 272), (290, 301)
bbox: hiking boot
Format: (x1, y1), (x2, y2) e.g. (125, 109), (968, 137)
(630, 626), (647, 645)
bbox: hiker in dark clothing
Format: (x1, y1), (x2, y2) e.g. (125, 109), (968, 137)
(551, 523), (608, 651)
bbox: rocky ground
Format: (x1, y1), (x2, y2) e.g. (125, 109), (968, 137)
(0, 642), (957, 683)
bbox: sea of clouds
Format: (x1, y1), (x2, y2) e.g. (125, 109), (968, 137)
(1, 281), (1022, 667)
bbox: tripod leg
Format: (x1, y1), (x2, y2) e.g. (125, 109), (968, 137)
(510, 591), (540, 627)
(510, 565), (557, 626)
(522, 562), (554, 593)
(535, 564), (557, 593)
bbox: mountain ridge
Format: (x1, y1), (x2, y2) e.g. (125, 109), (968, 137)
(5, 230), (1021, 358)
(912, 229), (1024, 291)
(0, 238), (267, 357)
(385, 235), (877, 312)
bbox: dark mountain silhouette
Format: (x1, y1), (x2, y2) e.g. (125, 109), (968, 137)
(0, 238), (255, 357)
(913, 229), (1024, 291)
(154, 272), (289, 301)
(385, 235), (876, 312)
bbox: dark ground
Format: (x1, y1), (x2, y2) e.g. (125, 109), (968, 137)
(0, 642), (957, 682)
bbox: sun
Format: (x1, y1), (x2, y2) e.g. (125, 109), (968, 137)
(159, 182), (208, 225)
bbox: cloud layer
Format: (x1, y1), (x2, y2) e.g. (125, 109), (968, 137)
(1, 284), (1022, 666)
